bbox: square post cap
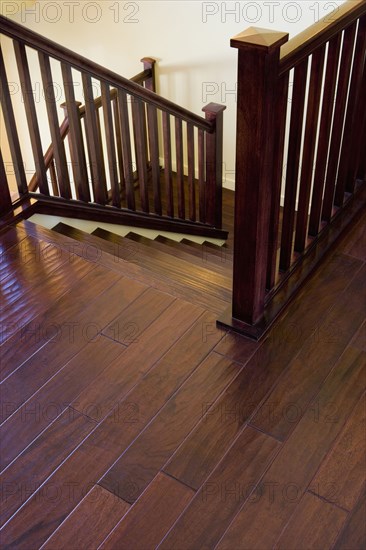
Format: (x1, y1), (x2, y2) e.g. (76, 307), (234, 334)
(231, 27), (289, 52)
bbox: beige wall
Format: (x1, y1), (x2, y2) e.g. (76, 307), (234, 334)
(1, 0), (345, 193)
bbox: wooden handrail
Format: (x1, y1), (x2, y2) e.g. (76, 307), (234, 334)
(0, 16), (213, 132)
(280, 0), (366, 73)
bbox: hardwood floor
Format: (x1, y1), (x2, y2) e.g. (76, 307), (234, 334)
(0, 194), (365, 549)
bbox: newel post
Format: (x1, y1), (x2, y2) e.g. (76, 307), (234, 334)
(202, 103), (226, 228)
(230, 28), (288, 326)
(141, 57), (156, 92)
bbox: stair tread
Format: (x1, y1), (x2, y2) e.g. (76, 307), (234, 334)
(47, 222), (229, 314)
(92, 227), (231, 300)
(155, 235), (233, 267)
(180, 238), (232, 258)
(126, 233), (232, 276)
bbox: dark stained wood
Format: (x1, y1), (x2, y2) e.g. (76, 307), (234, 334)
(101, 474), (193, 549)
(112, 96), (125, 198)
(99, 352), (238, 502)
(333, 486), (366, 550)
(311, 392), (365, 511)
(42, 486), (130, 550)
(230, 30), (288, 324)
(160, 427), (280, 550)
(0, 407), (95, 526)
(61, 63), (90, 202)
(294, 45), (326, 252)
(322, 22), (358, 220)
(162, 111), (174, 217)
(273, 491), (347, 549)
(280, 58), (308, 270)
(101, 82), (121, 207)
(82, 73), (108, 205)
(202, 103), (226, 229)
(117, 90), (135, 210)
(0, 46), (28, 195)
(198, 128), (205, 222)
(187, 122), (196, 221)
(335, 15), (366, 205)
(0, 148), (12, 215)
(38, 52), (71, 199)
(175, 118), (185, 219)
(147, 104), (161, 214)
(132, 97), (149, 212)
(216, 346), (365, 549)
(0, 336), (122, 472)
(309, 34), (342, 236)
(250, 264), (366, 441)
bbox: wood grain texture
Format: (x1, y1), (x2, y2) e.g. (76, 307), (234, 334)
(101, 474), (194, 549)
(273, 491), (347, 550)
(217, 345), (366, 550)
(41, 485), (130, 550)
(99, 351), (239, 502)
(250, 263), (366, 440)
(0, 407), (95, 527)
(0, 336), (122, 472)
(311, 392), (366, 511)
(333, 485), (366, 550)
(160, 427), (280, 550)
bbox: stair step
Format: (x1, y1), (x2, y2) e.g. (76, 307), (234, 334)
(155, 235), (232, 270)
(92, 227), (232, 301)
(180, 238), (232, 259)
(126, 233), (231, 277)
(50, 223), (230, 314)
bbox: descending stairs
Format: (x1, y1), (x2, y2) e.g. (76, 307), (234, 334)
(50, 222), (233, 315)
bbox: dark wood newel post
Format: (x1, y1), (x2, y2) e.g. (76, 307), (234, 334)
(229, 27), (288, 327)
(140, 57), (156, 92)
(202, 103), (226, 228)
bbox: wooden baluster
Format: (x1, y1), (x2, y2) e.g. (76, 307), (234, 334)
(0, 148), (12, 215)
(112, 96), (125, 200)
(335, 15), (366, 202)
(0, 46), (27, 195)
(140, 57), (156, 92)
(198, 128), (205, 223)
(175, 118), (185, 219)
(132, 96), (149, 212)
(162, 111), (173, 217)
(354, 69), (366, 183)
(202, 104), (226, 228)
(230, 28), (288, 325)
(101, 82), (120, 207)
(82, 73), (108, 205)
(266, 72), (289, 290)
(279, 58), (308, 271)
(49, 159), (59, 196)
(147, 104), (161, 215)
(117, 89), (135, 210)
(295, 45), (326, 253)
(13, 41), (49, 196)
(61, 63), (90, 202)
(187, 123), (195, 221)
(309, 34), (342, 236)
(321, 22), (358, 221)
(38, 52), (71, 199)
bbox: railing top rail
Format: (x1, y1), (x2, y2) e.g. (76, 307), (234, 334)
(279, 0), (366, 74)
(0, 15), (213, 132)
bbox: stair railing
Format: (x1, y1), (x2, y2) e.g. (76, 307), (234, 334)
(0, 15), (226, 236)
(219, 0), (366, 339)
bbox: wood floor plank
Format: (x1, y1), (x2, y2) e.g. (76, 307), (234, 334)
(333, 486), (366, 550)
(0, 336), (123, 472)
(102, 286), (174, 345)
(159, 427), (280, 550)
(0, 407), (95, 527)
(0, 226), (27, 254)
(339, 211), (365, 260)
(100, 473), (194, 550)
(166, 254), (362, 490)
(99, 351), (239, 502)
(250, 264), (366, 441)
(73, 299), (203, 421)
(41, 486), (130, 550)
(216, 346), (365, 550)
(0, 263), (118, 380)
(310, 392), (366, 511)
(0, 277), (145, 422)
(0, 236), (46, 282)
(0, 311), (224, 549)
(273, 491), (347, 550)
